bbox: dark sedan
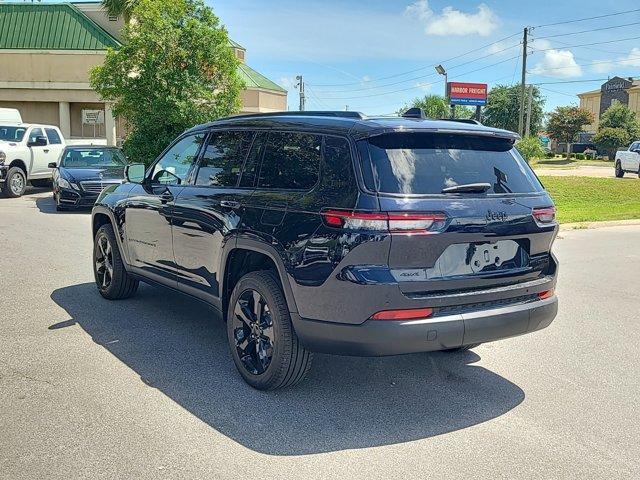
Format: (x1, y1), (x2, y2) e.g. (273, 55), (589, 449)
(50, 146), (128, 211)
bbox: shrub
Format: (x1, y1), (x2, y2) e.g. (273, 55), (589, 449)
(515, 136), (545, 162)
(593, 127), (631, 161)
(546, 152), (555, 158)
(575, 153), (585, 160)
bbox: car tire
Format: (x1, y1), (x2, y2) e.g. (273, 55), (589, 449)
(30, 178), (52, 188)
(227, 271), (312, 390)
(93, 223), (139, 300)
(444, 343), (481, 352)
(2, 167), (27, 197)
(615, 161), (624, 178)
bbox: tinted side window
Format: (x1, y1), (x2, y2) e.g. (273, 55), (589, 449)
(258, 132), (321, 190)
(29, 128), (45, 144)
(324, 136), (356, 190)
(239, 132), (266, 188)
(195, 131), (253, 187)
(151, 134), (205, 185)
(45, 128), (62, 145)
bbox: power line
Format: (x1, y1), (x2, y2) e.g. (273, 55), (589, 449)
(535, 21), (640, 40)
(311, 42), (520, 94)
(309, 32), (521, 88)
(533, 8), (640, 28)
(527, 54), (640, 74)
(314, 55), (520, 101)
(532, 78), (610, 85)
(529, 34), (640, 54)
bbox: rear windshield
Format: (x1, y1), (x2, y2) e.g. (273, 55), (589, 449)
(360, 133), (543, 195)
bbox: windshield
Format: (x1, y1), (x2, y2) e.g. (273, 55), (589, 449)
(0, 126), (27, 142)
(60, 148), (127, 168)
(361, 133), (544, 195)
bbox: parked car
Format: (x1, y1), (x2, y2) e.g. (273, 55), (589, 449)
(614, 141), (640, 178)
(0, 120), (66, 197)
(91, 110), (559, 390)
(50, 146), (128, 211)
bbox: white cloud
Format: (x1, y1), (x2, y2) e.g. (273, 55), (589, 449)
(591, 47), (640, 74)
(529, 38), (552, 51)
(406, 0), (499, 37)
(531, 49), (582, 78)
(415, 82), (433, 92)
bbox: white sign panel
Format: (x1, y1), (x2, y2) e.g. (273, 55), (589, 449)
(82, 109), (105, 125)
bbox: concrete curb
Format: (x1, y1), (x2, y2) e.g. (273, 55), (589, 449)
(560, 219), (640, 231)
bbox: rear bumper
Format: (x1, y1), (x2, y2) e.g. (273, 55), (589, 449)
(293, 295), (558, 356)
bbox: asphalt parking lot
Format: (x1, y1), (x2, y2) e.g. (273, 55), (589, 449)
(1, 190), (639, 479)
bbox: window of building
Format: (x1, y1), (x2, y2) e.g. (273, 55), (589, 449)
(257, 132), (321, 190)
(195, 131), (254, 187)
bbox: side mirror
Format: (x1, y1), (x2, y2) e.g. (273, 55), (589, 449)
(28, 136), (48, 147)
(125, 163), (146, 184)
(48, 162), (57, 169)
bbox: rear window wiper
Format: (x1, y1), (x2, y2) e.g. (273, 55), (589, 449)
(441, 183), (491, 194)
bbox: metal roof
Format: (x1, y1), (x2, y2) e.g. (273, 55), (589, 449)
(0, 3), (121, 50)
(237, 63), (286, 93)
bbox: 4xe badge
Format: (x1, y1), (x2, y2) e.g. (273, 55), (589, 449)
(486, 210), (507, 222)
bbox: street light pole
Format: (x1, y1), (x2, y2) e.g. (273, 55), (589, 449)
(435, 64), (449, 118)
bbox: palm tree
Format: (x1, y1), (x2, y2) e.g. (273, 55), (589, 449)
(102, 0), (138, 24)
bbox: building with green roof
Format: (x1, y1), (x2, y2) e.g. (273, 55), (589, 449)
(0, 2), (287, 145)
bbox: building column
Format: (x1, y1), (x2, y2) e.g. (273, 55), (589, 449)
(105, 104), (117, 146)
(58, 102), (71, 139)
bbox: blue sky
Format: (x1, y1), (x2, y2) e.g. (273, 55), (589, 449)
(209, 0), (640, 114)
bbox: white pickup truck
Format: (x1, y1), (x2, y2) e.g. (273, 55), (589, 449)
(614, 141), (640, 178)
(0, 108), (66, 197)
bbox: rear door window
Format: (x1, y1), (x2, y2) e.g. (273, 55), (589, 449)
(45, 128), (62, 145)
(195, 131), (254, 187)
(361, 133), (543, 195)
(257, 132), (321, 190)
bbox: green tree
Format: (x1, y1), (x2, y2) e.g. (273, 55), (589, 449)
(483, 84), (545, 134)
(546, 106), (594, 158)
(516, 136), (545, 162)
(599, 102), (640, 141)
(91, 0), (243, 165)
(101, 0), (138, 23)
(593, 127), (630, 160)
(401, 94), (474, 119)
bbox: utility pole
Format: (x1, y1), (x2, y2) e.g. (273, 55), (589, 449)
(525, 84), (534, 137)
(518, 27), (528, 137)
(295, 75), (305, 111)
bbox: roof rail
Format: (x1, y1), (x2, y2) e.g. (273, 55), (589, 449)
(438, 118), (483, 125)
(223, 111), (366, 120)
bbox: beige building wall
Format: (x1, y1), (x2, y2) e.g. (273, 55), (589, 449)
(72, 2), (125, 41)
(241, 89), (287, 113)
(0, 101), (58, 125)
(578, 92), (600, 133)
(0, 51), (105, 84)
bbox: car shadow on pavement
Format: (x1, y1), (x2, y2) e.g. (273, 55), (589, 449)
(34, 195), (89, 214)
(50, 282), (525, 456)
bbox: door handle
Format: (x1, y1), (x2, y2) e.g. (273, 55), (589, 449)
(220, 200), (240, 209)
(44, 149), (49, 153)
(159, 191), (174, 203)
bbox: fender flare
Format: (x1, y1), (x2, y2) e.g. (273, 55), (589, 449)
(221, 236), (299, 315)
(92, 204), (131, 267)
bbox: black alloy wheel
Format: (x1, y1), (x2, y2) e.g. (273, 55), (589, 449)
(227, 271), (312, 390)
(615, 161), (624, 178)
(95, 233), (114, 290)
(93, 224), (138, 300)
(232, 289), (275, 375)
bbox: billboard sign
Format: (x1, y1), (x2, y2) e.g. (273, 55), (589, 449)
(447, 82), (488, 106)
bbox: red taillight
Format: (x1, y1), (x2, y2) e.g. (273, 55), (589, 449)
(533, 206), (556, 225)
(322, 210), (446, 234)
(370, 307), (434, 321)
(538, 289), (554, 300)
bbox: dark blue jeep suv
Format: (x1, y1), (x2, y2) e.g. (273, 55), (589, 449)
(91, 111), (558, 390)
